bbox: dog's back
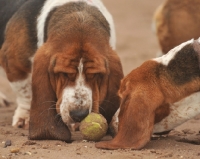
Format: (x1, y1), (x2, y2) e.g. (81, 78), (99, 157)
(153, 0), (200, 54)
(0, 0), (28, 48)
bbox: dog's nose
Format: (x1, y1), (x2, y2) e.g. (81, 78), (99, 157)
(70, 109), (89, 122)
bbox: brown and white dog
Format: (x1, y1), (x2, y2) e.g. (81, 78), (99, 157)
(0, 0), (123, 141)
(96, 39), (200, 150)
(153, 0), (200, 54)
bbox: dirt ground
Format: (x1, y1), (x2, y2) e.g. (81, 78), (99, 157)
(1, 0), (200, 159)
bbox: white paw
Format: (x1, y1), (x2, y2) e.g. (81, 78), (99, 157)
(0, 91), (10, 107)
(109, 108), (119, 137)
(12, 107), (30, 129)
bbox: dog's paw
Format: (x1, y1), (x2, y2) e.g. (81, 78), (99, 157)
(109, 120), (118, 137)
(0, 92), (10, 107)
(29, 114), (71, 142)
(108, 108), (119, 137)
(12, 107), (30, 129)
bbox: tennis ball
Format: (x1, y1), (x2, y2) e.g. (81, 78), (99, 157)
(80, 113), (108, 141)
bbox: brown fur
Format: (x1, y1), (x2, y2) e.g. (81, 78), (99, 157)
(30, 6), (123, 140)
(0, 16), (34, 81)
(29, 43), (71, 140)
(96, 59), (200, 149)
(153, 0), (200, 53)
(0, 2), (123, 141)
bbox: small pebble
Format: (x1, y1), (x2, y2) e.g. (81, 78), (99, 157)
(4, 140), (11, 148)
(150, 150), (156, 153)
(22, 140), (36, 146)
(10, 148), (20, 153)
(24, 152), (32, 155)
(42, 145), (48, 149)
(182, 129), (195, 134)
(21, 133), (25, 136)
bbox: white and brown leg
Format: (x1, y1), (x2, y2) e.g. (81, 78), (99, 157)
(153, 92), (200, 133)
(10, 74), (32, 129)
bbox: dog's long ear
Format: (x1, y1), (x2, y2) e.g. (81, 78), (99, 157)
(29, 44), (71, 141)
(100, 51), (124, 124)
(96, 89), (159, 150)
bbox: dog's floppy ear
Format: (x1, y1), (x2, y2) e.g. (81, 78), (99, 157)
(96, 85), (163, 150)
(99, 51), (124, 124)
(29, 43), (71, 141)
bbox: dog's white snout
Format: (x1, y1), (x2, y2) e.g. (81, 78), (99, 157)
(60, 84), (92, 126)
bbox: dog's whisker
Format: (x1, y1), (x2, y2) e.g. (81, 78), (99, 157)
(57, 117), (63, 125)
(40, 101), (57, 105)
(37, 104), (57, 117)
(99, 106), (106, 113)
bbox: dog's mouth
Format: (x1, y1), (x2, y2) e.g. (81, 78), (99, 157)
(65, 110), (88, 132)
(59, 107), (90, 132)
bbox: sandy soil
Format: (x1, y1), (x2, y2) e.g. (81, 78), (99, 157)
(1, 0), (200, 159)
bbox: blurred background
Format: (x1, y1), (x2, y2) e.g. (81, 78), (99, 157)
(0, 0), (165, 119)
(103, 0), (165, 75)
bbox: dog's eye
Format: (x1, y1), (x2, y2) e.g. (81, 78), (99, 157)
(63, 73), (76, 80)
(86, 73), (95, 79)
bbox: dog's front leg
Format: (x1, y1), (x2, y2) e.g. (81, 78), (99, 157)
(10, 74), (32, 129)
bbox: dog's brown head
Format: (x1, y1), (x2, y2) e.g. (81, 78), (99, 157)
(29, 2), (123, 141)
(96, 39), (200, 150)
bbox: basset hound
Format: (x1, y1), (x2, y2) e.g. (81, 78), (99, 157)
(152, 0), (200, 54)
(96, 39), (200, 150)
(0, 0), (123, 141)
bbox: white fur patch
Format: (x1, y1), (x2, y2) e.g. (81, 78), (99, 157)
(153, 39), (194, 65)
(9, 74), (32, 127)
(111, 108), (120, 124)
(60, 59), (92, 126)
(37, 0), (116, 49)
(109, 108), (120, 135)
(153, 92), (200, 133)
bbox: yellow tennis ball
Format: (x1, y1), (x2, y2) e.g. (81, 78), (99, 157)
(80, 113), (108, 141)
